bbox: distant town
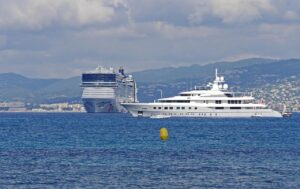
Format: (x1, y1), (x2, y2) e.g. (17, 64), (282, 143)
(0, 102), (85, 113)
(251, 76), (300, 112)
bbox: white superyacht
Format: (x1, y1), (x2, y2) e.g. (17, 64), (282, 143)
(81, 66), (137, 113)
(122, 69), (282, 118)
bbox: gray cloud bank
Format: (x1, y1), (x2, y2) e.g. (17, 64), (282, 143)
(0, 0), (299, 78)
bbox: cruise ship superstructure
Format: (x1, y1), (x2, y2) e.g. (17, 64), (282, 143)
(81, 66), (137, 113)
(122, 69), (282, 118)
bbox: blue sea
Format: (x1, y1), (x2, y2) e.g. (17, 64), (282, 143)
(0, 113), (299, 188)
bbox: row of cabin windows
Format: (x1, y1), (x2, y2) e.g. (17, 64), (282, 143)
(215, 107), (243, 109)
(180, 94), (235, 97)
(215, 107), (242, 109)
(228, 100), (242, 104)
(180, 94), (202, 96)
(180, 94), (228, 97)
(159, 100), (246, 104)
(218, 107), (261, 109)
(159, 100), (190, 103)
(180, 94), (234, 97)
(159, 113), (218, 116)
(215, 100), (242, 104)
(153, 106), (257, 110)
(180, 94), (249, 99)
(154, 107), (198, 110)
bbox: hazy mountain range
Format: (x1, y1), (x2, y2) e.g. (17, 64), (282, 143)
(0, 58), (299, 105)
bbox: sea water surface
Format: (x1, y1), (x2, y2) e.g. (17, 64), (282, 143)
(0, 113), (299, 188)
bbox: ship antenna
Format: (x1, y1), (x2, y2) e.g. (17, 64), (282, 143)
(215, 68), (218, 79)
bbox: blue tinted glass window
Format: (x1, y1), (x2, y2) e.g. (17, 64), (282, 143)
(82, 74), (116, 82)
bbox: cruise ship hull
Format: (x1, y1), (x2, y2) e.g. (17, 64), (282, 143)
(83, 98), (127, 113)
(122, 103), (283, 118)
(81, 66), (137, 114)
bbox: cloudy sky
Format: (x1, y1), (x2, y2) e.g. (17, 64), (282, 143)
(0, 0), (300, 78)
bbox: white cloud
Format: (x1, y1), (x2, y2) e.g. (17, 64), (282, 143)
(0, 0), (119, 30)
(74, 26), (146, 39)
(284, 11), (299, 20)
(189, 0), (276, 24)
(152, 21), (220, 39)
(258, 23), (300, 42)
(1, 0), (300, 78)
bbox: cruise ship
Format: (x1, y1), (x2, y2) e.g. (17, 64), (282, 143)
(122, 69), (282, 118)
(81, 66), (137, 113)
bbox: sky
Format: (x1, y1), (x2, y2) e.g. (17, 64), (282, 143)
(0, 0), (300, 78)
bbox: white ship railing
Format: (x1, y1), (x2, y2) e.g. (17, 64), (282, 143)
(81, 82), (117, 87)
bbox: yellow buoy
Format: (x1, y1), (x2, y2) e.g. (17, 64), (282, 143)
(160, 128), (169, 141)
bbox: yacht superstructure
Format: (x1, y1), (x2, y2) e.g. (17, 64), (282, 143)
(122, 69), (282, 118)
(81, 66), (137, 113)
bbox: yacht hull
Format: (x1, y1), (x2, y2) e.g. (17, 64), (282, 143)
(122, 103), (282, 118)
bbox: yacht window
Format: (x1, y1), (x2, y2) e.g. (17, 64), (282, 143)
(159, 100), (190, 103)
(225, 93), (233, 97)
(230, 107), (241, 109)
(164, 107), (168, 110)
(228, 100), (240, 104)
(195, 107), (197, 110)
(169, 107), (173, 110)
(215, 100), (222, 104)
(189, 107), (192, 110)
(181, 94), (189, 96)
(176, 107), (180, 110)
(158, 107), (161, 109)
(153, 107), (156, 109)
(181, 107), (185, 110)
(215, 107), (224, 109)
